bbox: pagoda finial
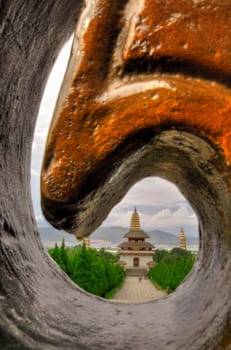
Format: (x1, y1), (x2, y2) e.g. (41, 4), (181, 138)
(130, 207), (140, 231)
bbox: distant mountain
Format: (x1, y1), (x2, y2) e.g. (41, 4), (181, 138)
(92, 227), (198, 246)
(148, 229), (179, 245)
(91, 226), (126, 242)
(148, 229), (198, 247)
(39, 226), (77, 244)
(39, 225), (198, 248)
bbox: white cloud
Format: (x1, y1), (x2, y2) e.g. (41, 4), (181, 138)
(32, 36), (73, 167)
(155, 208), (172, 218)
(150, 203), (197, 230)
(119, 177), (186, 208)
(31, 168), (39, 177)
(102, 178), (198, 236)
(35, 214), (45, 222)
(31, 38), (72, 224)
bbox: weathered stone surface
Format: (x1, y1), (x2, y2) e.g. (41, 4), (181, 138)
(0, 0), (230, 349)
(41, 0), (231, 233)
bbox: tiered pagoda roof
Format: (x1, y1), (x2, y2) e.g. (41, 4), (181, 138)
(118, 241), (154, 250)
(119, 208), (155, 252)
(124, 230), (149, 239)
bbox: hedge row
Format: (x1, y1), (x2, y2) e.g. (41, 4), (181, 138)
(148, 248), (195, 291)
(49, 240), (124, 297)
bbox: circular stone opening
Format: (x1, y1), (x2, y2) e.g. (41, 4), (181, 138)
(40, 125), (231, 349)
(32, 40), (230, 350)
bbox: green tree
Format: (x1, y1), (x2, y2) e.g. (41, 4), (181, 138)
(149, 249), (195, 291)
(170, 247), (192, 257)
(59, 239), (69, 273)
(49, 243), (60, 264)
(153, 249), (170, 263)
(48, 242), (124, 298)
(98, 249), (120, 263)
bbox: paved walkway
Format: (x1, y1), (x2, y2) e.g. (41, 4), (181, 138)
(111, 276), (166, 303)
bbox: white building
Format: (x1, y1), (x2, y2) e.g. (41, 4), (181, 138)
(118, 208), (155, 271)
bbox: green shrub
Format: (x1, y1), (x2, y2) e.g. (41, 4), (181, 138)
(48, 241), (124, 297)
(153, 249), (170, 263)
(149, 248), (195, 291)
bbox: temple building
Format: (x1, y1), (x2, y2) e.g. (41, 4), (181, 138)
(179, 226), (187, 250)
(118, 208), (155, 271)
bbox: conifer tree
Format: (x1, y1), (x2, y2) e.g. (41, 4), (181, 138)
(49, 242), (124, 297)
(49, 243), (60, 264)
(59, 239), (69, 273)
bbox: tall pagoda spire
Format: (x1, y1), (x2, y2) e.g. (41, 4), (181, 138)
(179, 227), (187, 250)
(130, 207), (140, 231)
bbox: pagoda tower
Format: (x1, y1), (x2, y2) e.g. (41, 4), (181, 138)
(76, 236), (91, 248)
(179, 227), (187, 250)
(83, 236), (90, 249)
(118, 208), (155, 272)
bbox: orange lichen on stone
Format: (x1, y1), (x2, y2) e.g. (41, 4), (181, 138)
(42, 76), (231, 202)
(41, 0), (231, 203)
(123, 0), (231, 76)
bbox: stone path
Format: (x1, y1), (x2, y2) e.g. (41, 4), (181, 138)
(111, 276), (166, 303)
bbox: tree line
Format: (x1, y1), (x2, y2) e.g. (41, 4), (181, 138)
(148, 248), (195, 291)
(49, 240), (124, 297)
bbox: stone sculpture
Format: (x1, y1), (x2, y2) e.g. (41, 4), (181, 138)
(0, 0), (230, 348)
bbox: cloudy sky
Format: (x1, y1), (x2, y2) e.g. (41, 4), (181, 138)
(31, 37), (199, 237)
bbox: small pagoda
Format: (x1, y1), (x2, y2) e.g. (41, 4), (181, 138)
(118, 208), (155, 271)
(179, 227), (187, 250)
